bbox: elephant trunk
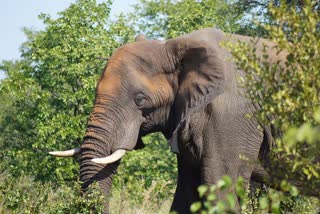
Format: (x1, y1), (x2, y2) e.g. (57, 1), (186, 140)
(80, 135), (119, 214)
(78, 98), (141, 213)
(79, 104), (120, 214)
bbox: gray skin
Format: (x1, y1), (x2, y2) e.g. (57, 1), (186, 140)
(69, 29), (281, 213)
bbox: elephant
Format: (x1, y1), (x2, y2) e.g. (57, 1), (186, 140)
(49, 28), (285, 213)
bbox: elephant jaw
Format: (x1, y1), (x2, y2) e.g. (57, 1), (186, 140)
(91, 129), (144, 165)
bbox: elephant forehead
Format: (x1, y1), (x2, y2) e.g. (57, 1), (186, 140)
(97, 74), (122, 96)
(109, 41), (167, 73)
(142, 73), (172, 92)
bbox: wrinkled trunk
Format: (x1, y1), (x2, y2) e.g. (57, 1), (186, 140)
(80, 136), (119, 213)
(79, 104), (120, 214)
(78, 97), (140, 213)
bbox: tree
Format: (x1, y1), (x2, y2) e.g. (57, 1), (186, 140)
(231, 0), (320, 37)
(132, 0), (245, 39)
(0, 0), (135, 182)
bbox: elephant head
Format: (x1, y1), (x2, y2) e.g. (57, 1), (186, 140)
(49, 29), (225, 213)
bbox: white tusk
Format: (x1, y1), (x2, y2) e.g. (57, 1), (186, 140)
(91, 149), (126, 165)
(49, 148), (81, 157)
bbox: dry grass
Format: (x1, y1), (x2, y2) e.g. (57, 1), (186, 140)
(110, 180), (174, 214)
(1, 173), (319, 214)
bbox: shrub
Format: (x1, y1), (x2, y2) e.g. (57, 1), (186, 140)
(228, 0), (320, 195)
(0, 172), (105, 214)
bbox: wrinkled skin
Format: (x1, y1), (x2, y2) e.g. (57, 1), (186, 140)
(54, 29), (285, 213)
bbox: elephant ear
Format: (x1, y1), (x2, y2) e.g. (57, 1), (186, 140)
(165, 35), (225, 153)
(135, 34), (147, 41)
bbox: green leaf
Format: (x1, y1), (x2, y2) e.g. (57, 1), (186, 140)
(222, 175), (232, 188)
(198, 185), (208, 198)
(207, 193), (216, 201)
(217, 180), (226, 190)
(190, 201), (202, 213)
(289, 186), (299, 197)
(259, 196), (269, 210)
(216, 201), (226, 212)
(314, 109), (320, 123)
(226, 193), (236, 208)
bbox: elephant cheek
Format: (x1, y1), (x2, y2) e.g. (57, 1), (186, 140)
(111, 119), (141, 152)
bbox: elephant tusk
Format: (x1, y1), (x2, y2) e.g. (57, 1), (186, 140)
(49, 148), (81, 157)
(91, 149), (126, 165)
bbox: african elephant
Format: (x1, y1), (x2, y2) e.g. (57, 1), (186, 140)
(49, 28), (281, 213)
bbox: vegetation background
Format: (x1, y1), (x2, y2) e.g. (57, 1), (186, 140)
(0, 0), (319, 213)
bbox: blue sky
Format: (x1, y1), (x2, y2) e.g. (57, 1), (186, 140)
(0, 0), (138, 79)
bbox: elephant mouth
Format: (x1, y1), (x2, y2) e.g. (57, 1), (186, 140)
(134, 135), (146, 150)
(140, 113), (161, 133)
(141, 122), (151, 132)
(50, 113), (146, 165)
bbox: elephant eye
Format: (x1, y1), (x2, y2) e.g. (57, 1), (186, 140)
(134, 93), (147, 108)
(135, 93), (154, 110)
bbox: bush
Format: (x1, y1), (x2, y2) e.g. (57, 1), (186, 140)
(191, 176), (320, 214)
(0, 0), (136, 182)
(211, 0), (320, 212)
(0, 172), (105, 214)
(0, 170), (174, 214)
(113, 133), (177, 204)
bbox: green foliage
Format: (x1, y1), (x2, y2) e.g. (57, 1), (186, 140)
(228, 0), (320, 195)
(0, 171), (173, 214)
(230, 0), (320, 128)
(113, 133), (177, 204)
(248, 183), (320, 214)
(0, 0), (135, 182)
(0, 172), (105, 214)
(272, 109), (320, 196)
(191, 176), (320, 214)
(220, 0), (320, 212)
(190, 176), (246, 214)
(230, 0), (320, 37)
(133, 0), (245, 39)
(230, 0), (271, 36)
